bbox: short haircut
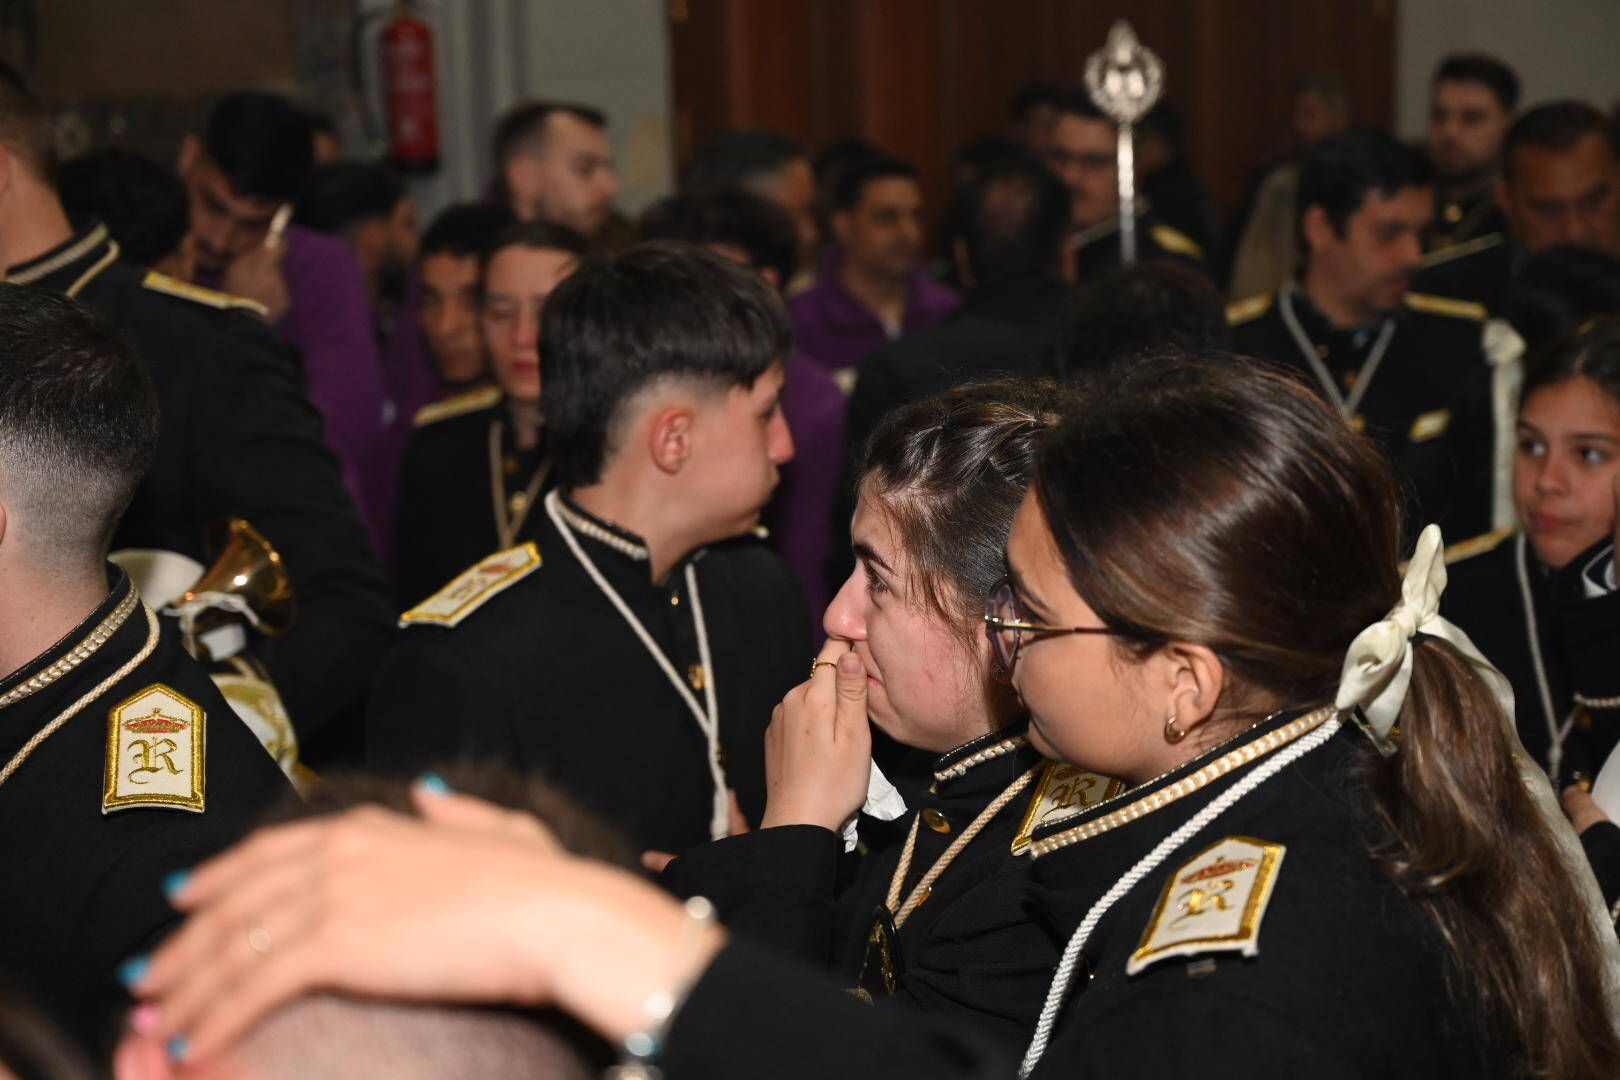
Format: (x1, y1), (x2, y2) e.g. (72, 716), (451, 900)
(202, 92), (315, 203)
(949, 148), (1069, 281)
(812, 137), (881, 189)
(0, 58), (55, 182)
(1050, 261), (1229, 379)
(1008, 81), (1062, 123)
(493, 100), (608, 167)
(1296, 128), (1434, 240)
(681, 129), (806, 194)
(294, 160), (407, 235)
(539, 243), (792, 489)
(829, 152), (917, 213)
(638, 189), (798, 291)
(1434, 53), (1520, 112)
(1503, 100), (1618, 182)
(479, 219), (589, 275)
(1292, 71), (1350, 108)
(1507, 244), (1620, 351)
(57, 147), (188, 266)
(1049, 85), (1110, 125)
(419, 201), (515, 261)
(0, 284), (159, 565)
(1520, 318), (1620, 418)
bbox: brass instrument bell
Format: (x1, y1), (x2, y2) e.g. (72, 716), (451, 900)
(177, 518), (297, 640)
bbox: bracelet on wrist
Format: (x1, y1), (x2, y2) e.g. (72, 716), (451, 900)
(605, 895), (717, 1080)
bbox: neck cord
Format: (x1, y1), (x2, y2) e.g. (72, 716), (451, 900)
(884, 763), (1040, 930)
(1018, 711), (1341, 1077)
(1280, 285), (1397, 418)
(1515, 532), (1577, 785)
(543, 491), (728, 840)
(488, 418), (551, 549)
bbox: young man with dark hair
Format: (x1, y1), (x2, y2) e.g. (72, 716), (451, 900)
(494, 100), (621, 241)
(56, 147), (188, 271)
(0, 63), (391, 760)
(295, 160), (417, 304)
(0, 285), (290, 1056)
(1426, 53), (1519, 254)
(393, 221), (586, 608)
(1007, 81), (1062, 156)
(1044, 89), (1205, 282)
(1419, 100), (1620, 314)
(1230, 128), (1494, 542)
(370, 244), (807, 853)
(413, 201), (515, 392)
(179, 92), (395, 552)
(680, 130), (818, 271)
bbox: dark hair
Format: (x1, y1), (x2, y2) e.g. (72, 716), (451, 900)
(1051, 262), (1229, 379)
(540, 243), (792, 489)
(419, 202), (515, 261)
(861, 378), (1070, 649)
(1293, 71), (1351, 107)
(1506, 245), (1620, 352)
(638, 189), (797, 291)
(56, 147), (187, 266)
(811, 137), (881, 189)
(202, 93), (315, 203)
(1504, 100), (1618, 182)
(0, 992), (96, 1080)
(1297, 128), (1434, 242)
(1008, 81), (1062, 122)
(681, 129), (806, 194)
(1049, 86), (1110, 125)
(294, 160), (407, 234)
(1033, 350), (1620, 1080)
(493, 101), (608, 167)
(1519, 318), (1620, 416)
(948, 148), (1069, 281)
(829, 152), (917, 213)
(480, 220), (589, 274)
(1434, 53), (1520, 112)
(0, 59), (54, 182)
(0, 284), (158, 560)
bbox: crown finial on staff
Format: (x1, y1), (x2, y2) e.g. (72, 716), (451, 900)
(1083, 20), (1165, 266)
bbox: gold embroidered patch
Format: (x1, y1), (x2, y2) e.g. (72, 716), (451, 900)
(399, 543), (541, 628)
(1127, 835), (1283, 974)
(1408, 408), (1450, 442)
(1011, 761), (1129, 854)
(1224, 293), (1273, 326)
(141, 271), (269, 318)
(103, 683), (205, 814)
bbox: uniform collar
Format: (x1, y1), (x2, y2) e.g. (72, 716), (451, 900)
(1285, 282), (1394, 347)
(4, 223), (116, 294)
(932, 723), (1031, 785)
(554, 493), (652, 563)
(0, 570), (138, 713)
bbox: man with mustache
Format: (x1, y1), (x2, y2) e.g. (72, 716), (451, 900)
(1230, 129), (1495, 543)
(1423, 54), (1518, 256)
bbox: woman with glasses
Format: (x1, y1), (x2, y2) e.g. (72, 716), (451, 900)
(133, 353), (1619, 1078)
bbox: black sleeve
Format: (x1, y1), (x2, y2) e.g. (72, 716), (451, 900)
(660, 938), (1009, 1080)
(660, 826), (843, 963)
(365, 632), (499, 776)
(1579, 822), (1620, 910)
(194, 318), (394, 744)
(392, 432), (440, 611)
(1554, 542), (1620, 716)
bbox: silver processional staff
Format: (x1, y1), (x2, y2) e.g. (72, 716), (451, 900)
(1084, 20), (1165, 265)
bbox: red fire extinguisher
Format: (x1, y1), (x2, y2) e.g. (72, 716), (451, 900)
(379, 2), (439, 174)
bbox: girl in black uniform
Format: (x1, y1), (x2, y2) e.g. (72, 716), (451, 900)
(135, 355), (1620, 1078)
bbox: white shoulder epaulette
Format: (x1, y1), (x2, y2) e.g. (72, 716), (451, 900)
(1404, 291), (1488, 322)
(1226, 293), (1274, 326)
(141, 271), (269, 319)
(413, 386), (502, 427)
(399, 543), (541, 629)
(1444, 526), (1514, 565)
(1127, 835), (1284, 975)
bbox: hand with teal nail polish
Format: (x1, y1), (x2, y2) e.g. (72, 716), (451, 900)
(417, 772), (452, 796)
(168, 1035), (188, 1062)
(116, 954), (150, 988)
(162, 868), (192, 901)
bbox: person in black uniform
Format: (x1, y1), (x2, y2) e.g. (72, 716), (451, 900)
(1230, 128), (1496, 542)
(0, 63), (392, 761)
(1418, 100), (1620, 316)
(369, 244), (809, 853)
(393, 221), (586, 608)
(1424, 54), (1517, 256)
(133, 352), (1620, 1079)
(664, 380), (1121, 1053)
(0, 287), (291, 1059)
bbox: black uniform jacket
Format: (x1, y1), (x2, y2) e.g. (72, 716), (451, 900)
(0, 572), (291, 1055)
(663, 728), (1067, 1051)
(1230, 285), (1495, 543)
(5, 225), (394, 747)
(367, 496), (809, 853)
(394, 388), (553, 609)
(1414, 233), (1514, 317)
(1426, 185), (1508, 258)
(1071, 210), (1207, 284)
(658, 709), (1502, 1079)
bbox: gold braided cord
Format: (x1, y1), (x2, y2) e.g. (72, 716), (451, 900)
(0, 588), (140, 711)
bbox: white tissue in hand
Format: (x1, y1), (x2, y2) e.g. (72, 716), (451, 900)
(841, 759), (908, 853)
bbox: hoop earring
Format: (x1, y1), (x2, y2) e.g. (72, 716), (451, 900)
(1164, 710), (1187, 744)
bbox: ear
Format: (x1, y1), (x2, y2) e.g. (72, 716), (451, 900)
(113, 1031), (176, 1080)
(1159, 641), (1225, 741)
(177, 134), (200, 177)
(1300, 204), (1337, 256)
(952, 238), (974, 290)
(759, 265), (782, 291)
(646, 403), (696, 476)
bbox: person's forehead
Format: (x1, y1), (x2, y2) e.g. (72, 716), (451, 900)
(1433, 79), (1501, 111)
(544, 113), (610, 155)
(858, 175), (921, 208)
(419, 251), (480, 283)
(484, 246), (576, 290)
(1052, 113), (1114, 148)
(192, 155), (282, 217)
(1510, 136), (1617, 189)
(1524, 376), (1620, 431)
(1352, 184), (1432, 223)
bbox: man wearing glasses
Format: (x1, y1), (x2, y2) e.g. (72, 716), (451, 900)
(393, 221), (585, 608)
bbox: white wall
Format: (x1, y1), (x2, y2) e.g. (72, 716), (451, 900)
(1397, 0), (1620, 138)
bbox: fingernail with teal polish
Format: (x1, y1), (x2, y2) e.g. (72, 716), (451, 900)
(116, 954), (150, 988)
(168, 1036), (189, 1062)
(161, 869), (191, 900)
(418, 772), (451, 796)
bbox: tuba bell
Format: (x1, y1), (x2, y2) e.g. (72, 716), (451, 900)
(174, 518), (297, 658)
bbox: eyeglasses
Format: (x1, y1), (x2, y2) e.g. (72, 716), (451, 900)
(983, 576), (1119, 676)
